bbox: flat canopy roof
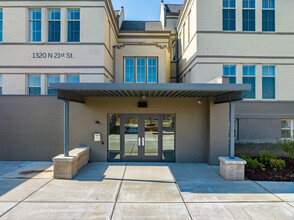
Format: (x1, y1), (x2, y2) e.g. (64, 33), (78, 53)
(50, 83), (251, 104)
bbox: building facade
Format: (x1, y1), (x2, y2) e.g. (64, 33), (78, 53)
(0, 0), (291, 164)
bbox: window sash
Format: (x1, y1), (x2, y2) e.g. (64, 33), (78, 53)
(68, 9), (80, 42)
(281, 120), (294, 139)
(243, 0), (255, 8)
(29, 9), (42, 42)
(262, 0), (275, 9)
(262, 9), (275, 32)
(47, 75), (60, 95)
(262, 77), (275, 99)
(29, 75), (41, 95)
(223, 0), (236, 8)
(223, 9), (236, 31)
(67, 75), (80, 83)
(242, 9), (255, 31)
(48, 9), (61, 42)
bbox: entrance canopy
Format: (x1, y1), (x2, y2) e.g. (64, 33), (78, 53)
(50, 83), (251, 104)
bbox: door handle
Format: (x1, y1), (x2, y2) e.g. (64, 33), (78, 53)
(138, 137), (141, 147)
(142, 137), (145, 146)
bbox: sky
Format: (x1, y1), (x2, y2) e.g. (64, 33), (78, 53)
(111, 0), (184, 21)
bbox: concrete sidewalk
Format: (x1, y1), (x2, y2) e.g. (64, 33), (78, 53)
(0, 162), (293, 219)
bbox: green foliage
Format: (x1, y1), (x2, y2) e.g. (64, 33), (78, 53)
(242, 157), (265, 171)
(277, 139), (294, 159)
(269, 158), (286, 172)
(260, 151), (278, 164)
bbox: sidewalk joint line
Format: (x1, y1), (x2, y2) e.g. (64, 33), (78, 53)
(0, 178), (53, 218)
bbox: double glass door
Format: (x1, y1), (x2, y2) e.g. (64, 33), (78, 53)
(122, 114), (161, 161)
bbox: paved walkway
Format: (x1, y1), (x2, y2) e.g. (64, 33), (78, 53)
(0, 162), (293, 219)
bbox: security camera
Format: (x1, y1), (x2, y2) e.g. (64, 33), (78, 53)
(197, 99), (202, 104)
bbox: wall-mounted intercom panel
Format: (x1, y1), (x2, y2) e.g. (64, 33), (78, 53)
(94, 132), (101, 142)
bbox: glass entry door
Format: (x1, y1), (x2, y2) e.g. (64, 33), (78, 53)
(121, 114), (161, 161)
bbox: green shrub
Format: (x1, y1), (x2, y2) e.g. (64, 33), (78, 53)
(242, 157), (265, 171)
(277, 139), (294, 159)
(260, 152), (278, 164)
(269, 158), (286, 171)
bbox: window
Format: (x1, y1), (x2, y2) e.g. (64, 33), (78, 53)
(188, 11), (191, 43)
(136, 58), (146, 83)
(243, 0), (255, 31)
(262, 0), (275, 32)
(262, 65), (275, 99)
(47, 75), (60, 95)
(171, 40), (176, 61)
(148, 58), (157, 83)
(223, 0), (236, 31)
(68, 9), (80, 42)
(125, 58), (135, 83)
(183, 23), (186, 50)
(281, 119), (294, 139)
(0, 9), (3, 42)
(108, 114), (121, 161)
(124, 58), (158, 83)
(67, 75), (80, 83)
(29, 9), (42, 42)
(223, 65), (236, 84)
(29, 75), (41, 95)
(48, 9), (60, 42)
(242, 65), (256, 99)
(0, 75), (2, 94)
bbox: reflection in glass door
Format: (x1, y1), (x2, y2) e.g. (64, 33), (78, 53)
(143, 116), (159, 157)
(123, 116), (139, 157)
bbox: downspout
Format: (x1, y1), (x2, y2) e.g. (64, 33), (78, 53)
(175, 27), (179, 83)
(113, 46), (116, 83)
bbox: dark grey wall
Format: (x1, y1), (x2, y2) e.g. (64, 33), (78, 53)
(0, 96), (64, 161)
(236, 101), (294, 142)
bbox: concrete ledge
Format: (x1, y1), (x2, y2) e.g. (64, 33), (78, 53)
(53, 146), (89, 179)
(219, 157), (246, 181)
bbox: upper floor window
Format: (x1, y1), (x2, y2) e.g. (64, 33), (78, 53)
(0, 9), (3, 42)
(242, 65), (256, 99)
(262, 0), (275, 32)
(68, 9), (80, 42)
(223, 0), (236, 31)
(29, 9), (42, 42)
(223, 65), (236, 84)
(48, 9), (61, 42)
(0, 75), (2, 95)
(183, 23), (186, 50)
(281, 119), (294, 139)
(124, 58), (158, 83)
(29, 75), (41, 95)
(48, 75), (60, 95)
(243, 0), (255, 31)
(67, 74), (80, 83)
(171, 40), (176, 62)
(262, 65), (275, 99)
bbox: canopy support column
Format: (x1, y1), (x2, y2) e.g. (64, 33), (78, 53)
(64, 100), (69, 157)
(229, 101), (235, 159)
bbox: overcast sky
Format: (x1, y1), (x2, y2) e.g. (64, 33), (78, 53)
(111, 0), (184, 21)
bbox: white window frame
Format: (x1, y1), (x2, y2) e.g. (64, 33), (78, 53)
(29, 9), (42, 42)
(48, 8), (61, 42)
(242, 0), (256, 32)
(124, 57), (158, 83)
(281, 119), (294, 139)
(262, 65), (276, 100)
(262, 0), (275, 32)
(28, 74), (41, 95)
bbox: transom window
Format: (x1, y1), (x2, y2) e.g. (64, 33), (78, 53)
(242, 65), (256, 99)
(262, 65), (275, 99)
(68, 9), (80, 42)
(124, 58), (158, 83)
(223, 65), (236, 84)
(262, 0), (275, 32)
(48, 9), (61, 42)
(281, 119), (294, 139)
(0, 9), (3, 42)
(67, 75), (80, 83)
(47, 75), (60, 95)
(29, 75), (41, 95)
(29, 9), (42, 42)
(243, 0), (255, 31)
(223, 0), (236, 31)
